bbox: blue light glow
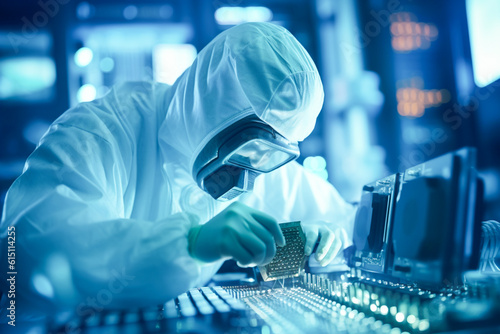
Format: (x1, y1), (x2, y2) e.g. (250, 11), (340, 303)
(303, 156), (328, 180)
(215, 6), (273, 26)
(99, 57), (115, 73)
(77, 84), (97, 102)
(74, 47), (93, 67)
(32, 274), (54, 299)
(466, 0), (500, 87)
(0, 57), (56, 100)
(123, 5), (138, 20)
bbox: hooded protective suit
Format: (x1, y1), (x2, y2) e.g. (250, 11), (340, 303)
(0, 22), (356, 319)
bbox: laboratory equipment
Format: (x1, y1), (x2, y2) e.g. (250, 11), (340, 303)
(46, 147), (498, 334)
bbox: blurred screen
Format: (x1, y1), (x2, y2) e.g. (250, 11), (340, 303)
(0, 30), (56, 103)
(466, 0), (500, 87)
(0, 56), (56, 102)
(68, 23), (194, 106)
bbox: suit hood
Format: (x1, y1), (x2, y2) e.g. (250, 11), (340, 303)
(159, 22), (324, 172)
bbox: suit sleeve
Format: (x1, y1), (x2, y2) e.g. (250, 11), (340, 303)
(0, 123), (204, 321)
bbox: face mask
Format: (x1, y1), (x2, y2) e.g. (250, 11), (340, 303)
(192, 115), (300, 201)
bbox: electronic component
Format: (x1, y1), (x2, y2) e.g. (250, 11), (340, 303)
(391, 148), (482, 286)
(259, 221), (306, 281)
(354, 191), (390, 254)
(351, 174), (396, 274)
(351, 147), (482, 288)
(51, 286), (258, 334)
(52, 272), (500, 334)
(46, 148), (490, 334)
(392, 177), (450, 261)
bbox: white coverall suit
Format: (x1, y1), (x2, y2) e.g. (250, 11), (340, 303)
(0, 22), (356, 320)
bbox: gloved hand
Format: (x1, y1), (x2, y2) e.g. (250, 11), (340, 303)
(302, 222), (343, 266)
(188, 202), (286, 267)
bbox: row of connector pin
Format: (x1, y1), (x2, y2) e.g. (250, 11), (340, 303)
(300, 272), (465, 333)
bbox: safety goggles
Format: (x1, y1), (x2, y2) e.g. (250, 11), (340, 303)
(193, 115), (300, 200)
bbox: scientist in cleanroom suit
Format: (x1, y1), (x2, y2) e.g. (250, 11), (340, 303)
(0, 22), (356, 319)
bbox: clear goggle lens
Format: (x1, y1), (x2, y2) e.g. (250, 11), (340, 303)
(227, 139), (296, 172)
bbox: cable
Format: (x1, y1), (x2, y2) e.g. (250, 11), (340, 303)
(480, 220), (500, 272)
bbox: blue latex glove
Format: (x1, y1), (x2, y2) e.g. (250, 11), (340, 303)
(302, 222), (343, 266)
(189, 202), (286, 267)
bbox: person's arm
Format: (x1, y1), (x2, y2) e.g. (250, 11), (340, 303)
(240, 161), (357, 264)
(0, 123), (204, 320)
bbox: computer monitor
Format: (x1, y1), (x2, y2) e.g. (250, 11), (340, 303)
(351, 147), (483, 288)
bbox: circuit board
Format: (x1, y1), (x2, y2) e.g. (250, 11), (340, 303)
(259, 221), (306, 281)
